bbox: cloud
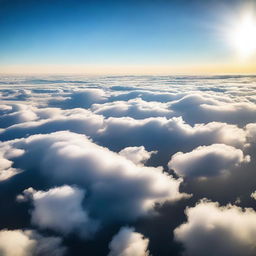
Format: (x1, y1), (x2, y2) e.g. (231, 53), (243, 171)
(246, 123), (256, 142)
(168, 144), (250, 178)
(0, 143), (24, 181)
(1, 75), (256, 255)
(18, 185), (99, 238)
(49, 89), (108, 109)
(250, 191), (256, 200)
(108, 227), (149, 256)
(97, 116), (247, 165)
(169, 94), (256, 125)
(3, 131), (186, 225)
(92, 98), (172, 119)
(0, 108), (104, 141)
(0, 229), (66, 256)
(0, 89), (31, 101)
(0, 104), (38, 128)
(119, 146), (157, 165)
(174, 199), (256, 256)
(110, 90), (184, 103)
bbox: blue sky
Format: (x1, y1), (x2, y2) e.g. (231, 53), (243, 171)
(0, 0), (255, 74)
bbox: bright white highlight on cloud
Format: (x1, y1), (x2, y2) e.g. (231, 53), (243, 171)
(108, 227), (149, 256)
(174, 199), (256, 256)
(0, 144), (24, 181)
(168, 144), (250, 178)
(18, 185), (99, 238)
(119, 146), (157, 165)
(250, 191), (256, 200)
(0, 229), (66, 256)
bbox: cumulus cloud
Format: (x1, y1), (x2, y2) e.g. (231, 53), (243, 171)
(108, 227), (149, 256)
(169, 94), (256, 125)
(174, 199), (256, 256)
(0, 229), (66, 256)
(18, 185), (99, 238)
(49, 89), (108, 109)
(0, 143), (24, 181)
(0, 104), (38, 128)
(3, 131), (186, 224)
(92, 98), (172, 119)
(0, 108), (104, 141)
(168, 144), (250, 178)
(119, 146), (157, 165)
(245, 123), (256, 142)
(96, 116), (247, 165)
(0, 89), (31, 101)
(110, 90), (184, 103)
(250, 191), (256, 200)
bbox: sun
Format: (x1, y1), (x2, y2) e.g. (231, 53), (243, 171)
(229, 12), (256, 59)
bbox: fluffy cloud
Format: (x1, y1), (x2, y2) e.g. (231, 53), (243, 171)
(92, 98), (172, 119)
(0, 108), (104, 141)
(250, 191), (256, 200)
(0, 229), (66, 256)
(0, 89), (31, 101)
(246, 123), (256, 142)
(110, 90), (184, 103)
(168, 144), (250, 178)
(0, 143), (24, 181)
(49, 89), (108, 109)
(108, 227), (149, 256)
(119, 146), (157, 165)
(174, 199), (256, 256)
(97, 116), (247, 166)
(18, 185), (99, 238)
(2, 131), (186, 225)
(0, 104), (38, 128)
(169, 94), (256, 125)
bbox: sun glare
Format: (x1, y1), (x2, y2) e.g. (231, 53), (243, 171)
(229, 12), (256, 59)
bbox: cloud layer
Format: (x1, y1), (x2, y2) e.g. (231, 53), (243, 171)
(1, 75), (256, 255)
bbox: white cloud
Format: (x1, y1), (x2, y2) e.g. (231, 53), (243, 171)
(97, 116), (247, 165)
(49, 88), (108, 109)
(4, 131), (186, 225)
(0, 104), (38, 128)
(246, 123), (256, 142)
(0, 108), (104, 141)
(0, 229), (66, 256)
(111, 90), (184, 103)
(108, 227), (149, 256)
(1, 75), (256, 255)
(250, 191), (256, 200)
(168, 144), (250, 178)
(169, 94), (256, 125)
(119, 146), (157, 165)
(18, 185), (99, 238)
(0, 144), (24, 181)
(92, 98), (172, 119)
(174, 199), (256, 256)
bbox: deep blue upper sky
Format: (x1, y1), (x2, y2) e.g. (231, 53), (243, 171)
(0, 0), (254, 74)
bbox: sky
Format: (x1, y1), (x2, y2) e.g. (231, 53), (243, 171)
(1, 0), (256, 74)
(1, 1), (256, 255)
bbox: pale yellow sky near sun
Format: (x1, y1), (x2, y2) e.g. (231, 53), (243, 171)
(1, 62), (255, 75)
